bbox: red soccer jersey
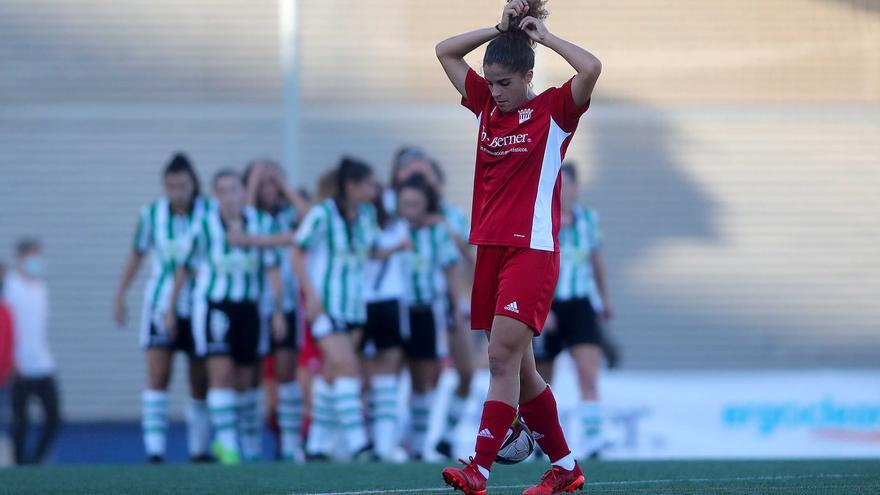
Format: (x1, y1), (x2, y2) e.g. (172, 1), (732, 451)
(461, 68), (590, 252)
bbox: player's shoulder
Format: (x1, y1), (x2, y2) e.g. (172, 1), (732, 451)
(142, 197), (166, 215)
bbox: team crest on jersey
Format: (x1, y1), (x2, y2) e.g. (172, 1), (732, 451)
(518, 108), (533, 124)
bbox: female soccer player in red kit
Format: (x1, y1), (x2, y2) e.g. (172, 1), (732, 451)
(436, 1), (600, 494)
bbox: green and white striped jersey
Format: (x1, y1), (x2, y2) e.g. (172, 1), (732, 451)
(133, 196), (211, 317)
(556, 205), (603, 301)
(259, 205), (298, 316)
(189, 206), (279, 304)
(294, 198), (378, 324)
(404, 221), (460, 306)
(440, 201), (471, 243)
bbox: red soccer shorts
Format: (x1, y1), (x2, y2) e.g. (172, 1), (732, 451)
(470, 245), (560, 335)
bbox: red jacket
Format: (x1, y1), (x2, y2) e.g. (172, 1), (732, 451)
(0, 303), (13, 385)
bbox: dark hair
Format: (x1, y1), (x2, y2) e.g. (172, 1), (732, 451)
(335, 156), (373, 204)
(483, 0), (549, 75)
(399, 174), (440, 215)
(561, 162), (577, 183)
(16, 237), (41, 257)
(390, 146), (430, 190)
(212, 168), (243, 188)
(163, 152), (201, 200)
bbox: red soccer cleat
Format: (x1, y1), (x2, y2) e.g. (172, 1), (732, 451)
(441, 457), (487, 495)
(522, 462), (585, 495)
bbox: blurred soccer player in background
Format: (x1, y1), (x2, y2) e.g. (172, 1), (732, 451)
(534, 163), (613, 460)
(112, 153), (214, 464)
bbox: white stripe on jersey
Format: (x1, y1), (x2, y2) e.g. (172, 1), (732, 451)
(294, 199), (377, 324)
(191, 206), (278, 304)
(556, 205), (603, 301)
(530, 118), (571, 251)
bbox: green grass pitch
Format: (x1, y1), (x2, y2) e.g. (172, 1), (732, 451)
(2, 459), (879, 494)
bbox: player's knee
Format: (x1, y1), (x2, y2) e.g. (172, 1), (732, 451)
(487, 344), (519, 378)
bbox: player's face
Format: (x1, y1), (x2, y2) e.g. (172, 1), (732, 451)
(483, 64), (533, 113)
(215, 176), (244, 213)
(257, 174), (280, 208)
(561, 172), (577, 211)
(398, 187), (428, 224)
(164, 171), (195, 211)
(346, 175), (376, 204)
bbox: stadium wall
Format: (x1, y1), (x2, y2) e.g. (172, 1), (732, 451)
(0, 0), (877, 420)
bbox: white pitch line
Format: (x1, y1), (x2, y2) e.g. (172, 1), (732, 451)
(296, 473), (865, 495)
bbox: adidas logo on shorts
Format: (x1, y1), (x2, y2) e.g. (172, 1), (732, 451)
(478, 428), (495, 439)
(504, 301), (520, 314)
(531, 431), (545, 440)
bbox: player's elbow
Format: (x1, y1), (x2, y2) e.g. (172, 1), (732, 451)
(435, 41), (447, 60)
(587, 57), (602, 79)
(582, 57), (602, 79)
(435, 39), (456, 61)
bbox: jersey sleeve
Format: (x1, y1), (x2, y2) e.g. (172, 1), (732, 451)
(549, 77), (591, 133)
(586, 209), (604, 252)
(445, 207), (471, 242)
(294, 205), (326, 249)
(460, 68), (492, 116)
(438, 227), (461, 268)
(132, 205), (153, 254)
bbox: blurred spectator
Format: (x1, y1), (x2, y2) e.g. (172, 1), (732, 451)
(0, 262), (13, 465)
(4, 238), (60, 465)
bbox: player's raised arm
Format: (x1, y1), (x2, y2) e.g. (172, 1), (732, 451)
(517, 16), (602, 106)
(435, 0), (532, 97)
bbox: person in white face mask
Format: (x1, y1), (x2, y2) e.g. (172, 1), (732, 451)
(3, 238), (60, 465)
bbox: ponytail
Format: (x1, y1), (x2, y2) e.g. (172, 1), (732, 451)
(484, 0), (549, 75)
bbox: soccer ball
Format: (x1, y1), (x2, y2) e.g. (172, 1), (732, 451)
(495, 419), (536, 465)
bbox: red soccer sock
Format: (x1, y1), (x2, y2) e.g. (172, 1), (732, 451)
(519, 386), (572, 463)
(473, 400), (518, 472)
